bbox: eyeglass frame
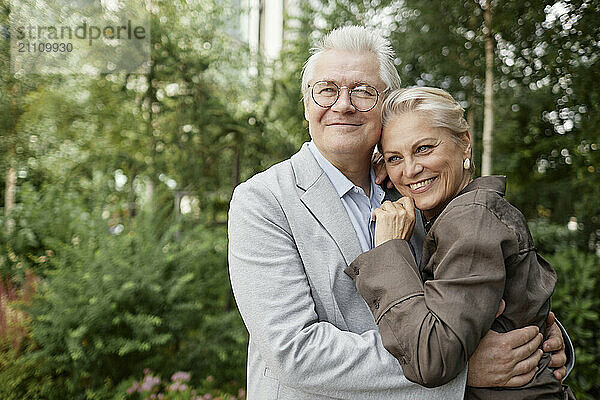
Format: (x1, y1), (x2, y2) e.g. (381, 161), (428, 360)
(307, 80), (390, 112)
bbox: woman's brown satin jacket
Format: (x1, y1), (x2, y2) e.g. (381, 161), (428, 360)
(346, 176), (574, 399)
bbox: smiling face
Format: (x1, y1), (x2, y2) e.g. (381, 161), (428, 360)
(304, 50), (386, 166)
(381, 111), (472, 220)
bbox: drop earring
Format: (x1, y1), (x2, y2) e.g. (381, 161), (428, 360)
(463, 158), (471, 170)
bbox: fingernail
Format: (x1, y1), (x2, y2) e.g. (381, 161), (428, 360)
(375, 178), (380, 184)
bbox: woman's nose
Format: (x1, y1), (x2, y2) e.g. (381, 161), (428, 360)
(405, 159), (423, 177)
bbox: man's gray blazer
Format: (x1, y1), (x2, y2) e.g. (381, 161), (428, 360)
(228, 143), (467, 399)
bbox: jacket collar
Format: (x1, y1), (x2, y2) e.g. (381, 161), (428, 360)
(459, 175), (507, 197)
(290, 143), (363, 266)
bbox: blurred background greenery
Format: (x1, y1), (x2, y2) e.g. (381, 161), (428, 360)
(0, 0), (598, 399)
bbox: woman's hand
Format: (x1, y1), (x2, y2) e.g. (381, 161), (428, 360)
(373, 197), (415, 247)
(372, 151), (394, 189)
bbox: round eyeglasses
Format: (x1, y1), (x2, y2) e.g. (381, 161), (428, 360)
(308, 81), (388, 112)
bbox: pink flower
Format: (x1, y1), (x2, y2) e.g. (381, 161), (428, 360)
(168, 382), (188, 392)
(140, 375), (160, 392)
(171, 371), (191, 382)
(126, 381), (140, 394)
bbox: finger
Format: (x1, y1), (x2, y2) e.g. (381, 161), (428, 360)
(553, 366), (567, 381)
(391, 202), (406, 214)
(503, 368), (537, 388)
(387, 180), (394, 189)
(548, 349), (567, 368)
(543, 324), (564, 353)
(371, 151), (383, 164)
(502, 325), (540, 350)
(546, 311), (556, 328)
(513, 332), (543, 362)
(380, 201), (393, 211)
(543, 336), (563, 353)
(375, 166), (388, 185)
(495, 299), (506, 318)
(372, 208), (384, 221)
(512, 349), (542, 376)
(399, 196), (415, 217)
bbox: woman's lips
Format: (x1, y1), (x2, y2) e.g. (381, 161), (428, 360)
(407, 177), (436, 193)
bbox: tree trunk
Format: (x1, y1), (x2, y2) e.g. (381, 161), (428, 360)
(467, 92), (476, 169)
(4, 167), (16, 217)
(481, 0), (494, 176)
(232, 141), (240, 192)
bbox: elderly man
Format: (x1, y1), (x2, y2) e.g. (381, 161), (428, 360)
(228, 26), (571, 399)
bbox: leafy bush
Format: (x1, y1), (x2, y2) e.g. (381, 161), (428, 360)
(530, 220), (600, 399)
(0, 208), (246, 399)
(0, 182), (105, 281)
(115, 369), (244, 400)
(546, 247), (600, 400)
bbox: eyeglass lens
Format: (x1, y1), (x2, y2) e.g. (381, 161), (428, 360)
(311, 81), (378, 111)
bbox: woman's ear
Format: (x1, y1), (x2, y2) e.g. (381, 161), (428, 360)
(462, 130), (472, 158)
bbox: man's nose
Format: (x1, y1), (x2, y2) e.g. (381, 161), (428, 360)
(330, 87), (355, 113)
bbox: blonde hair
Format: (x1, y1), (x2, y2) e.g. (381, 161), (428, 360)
(301, 26), (401, 94)
(382, 87), (473, 171)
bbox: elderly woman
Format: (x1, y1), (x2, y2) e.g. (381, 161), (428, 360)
(345, 87), (575, 399)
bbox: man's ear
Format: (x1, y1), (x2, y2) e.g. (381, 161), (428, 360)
(303, 96), (309, 121)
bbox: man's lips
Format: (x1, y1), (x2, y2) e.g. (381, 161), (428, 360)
(325, 122), (362, 126)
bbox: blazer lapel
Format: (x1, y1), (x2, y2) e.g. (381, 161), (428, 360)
(291, 144), (363, 266)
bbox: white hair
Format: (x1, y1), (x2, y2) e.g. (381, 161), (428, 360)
(382, 86), (473, 170)
(301, 26), (401, 94)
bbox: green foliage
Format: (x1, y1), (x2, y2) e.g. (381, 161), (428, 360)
(0, 178), (246, 400)
(17, 211), (246, 399)
(529, 220), (600, 398)
(0, 341), (68, 400)
(546, 247), (600, 399)
(528, 219), (585, 254)
(116, 369), (244, 400)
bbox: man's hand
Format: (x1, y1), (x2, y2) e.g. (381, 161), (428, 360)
(372, 198), (415, 247)
(467, 308), (569, 387)
(467, 326), (544, 387)
(544, 311), (567, 380)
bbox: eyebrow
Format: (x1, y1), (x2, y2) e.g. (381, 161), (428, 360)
(383, 137), (440, 154)
(317, 79), (375, 87)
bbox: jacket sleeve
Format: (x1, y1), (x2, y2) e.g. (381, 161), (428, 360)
(228, 179), (462, 399)
(346, 203), (515, 388)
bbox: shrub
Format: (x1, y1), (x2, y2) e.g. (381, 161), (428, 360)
(530, 219), (600, 399)
(10, 212), (247, 399)
(115, 369), (244, 400)
(546, 247), (600, 400)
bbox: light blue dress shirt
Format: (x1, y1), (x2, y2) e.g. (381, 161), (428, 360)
(308, 141), (385, 252)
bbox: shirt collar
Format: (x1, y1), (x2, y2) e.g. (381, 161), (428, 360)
(308, 141), (356, 198)
(308, 141), (385, 204)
